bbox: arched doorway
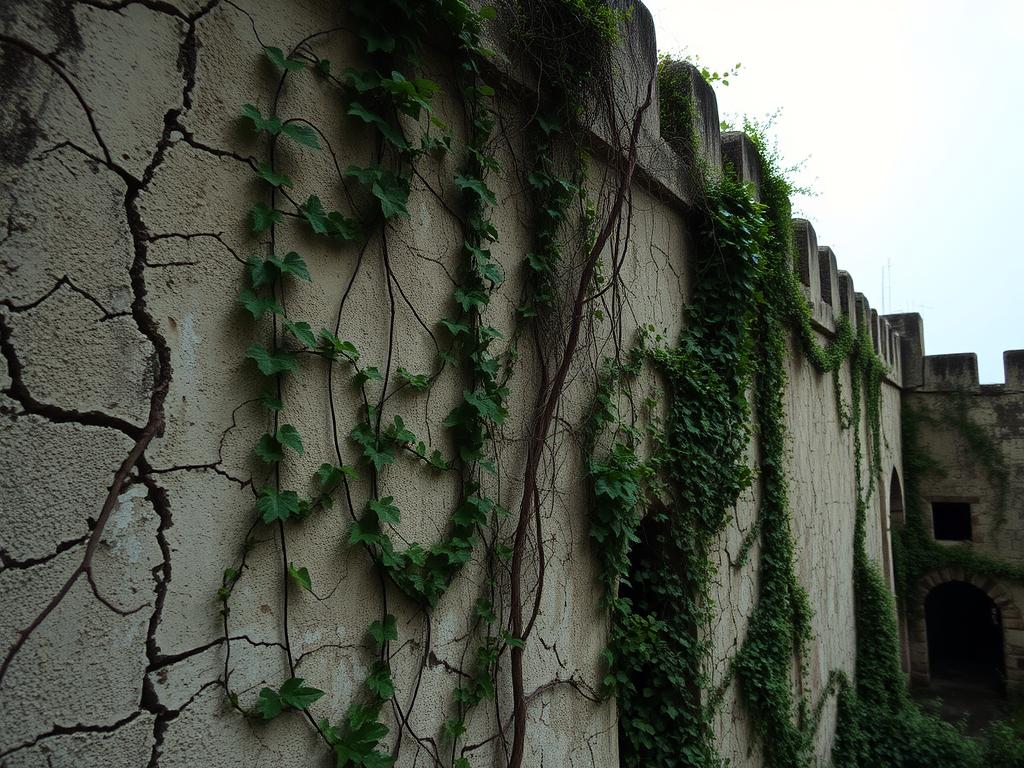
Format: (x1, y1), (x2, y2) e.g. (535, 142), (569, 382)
(909, 570), (1024, 693)
(925, 581), (1004, 692)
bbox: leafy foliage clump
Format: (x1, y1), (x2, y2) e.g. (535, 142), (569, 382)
(728, 115), (820, 768)
(596, 69), (1024, 768)
(589, 171), (765, 767)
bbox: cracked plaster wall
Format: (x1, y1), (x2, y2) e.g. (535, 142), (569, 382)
(0, 2), (903, 767)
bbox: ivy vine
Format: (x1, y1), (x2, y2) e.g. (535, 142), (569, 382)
(214, 1), (649, 767)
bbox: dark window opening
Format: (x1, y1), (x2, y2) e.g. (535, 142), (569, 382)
(890, 471), (904, 526)
(925, 581), (1004, 692)
(932, 501), (972, 541)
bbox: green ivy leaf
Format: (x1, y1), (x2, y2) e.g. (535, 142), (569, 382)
(442, 717), (466, 741)
(369, 614), (398, 646)
(246, 344), (298, 376)
(478, 259), (503, 286)
(428, 450), (449, 470)
(218, 567), (238, 601)
(261, 390), (283, 411)
(315, 463), (355, 493)
(350, 422), (395, 472)
(328, 211), (361, 240)
(300, 195), (328, 234)
(281, 121), (320, 149)
(249, 202), (281, 234)
(283, 319), (317, 348)
(276, 424), (304, 454)
(319, 330), (360, 361)
(255, 433), (284, 463)
(454, 495), (493, 527)
(264, 45), (305, 72)
(347, 101), (409, 151)
(474, 598), (496, 623)
(368, 496), (400, 525)
(257, 687), (283, 719)
(349, 518), (384, 545)
(345, 166), (379, 186)
(479, 325), (503, 342)
(367, 446), (394, 473)
(247, 255), (273, 288)
(237, 289), (282, 320)
(279, 677), (324, 709)
(256, 163), (293, 188)
(274, 251), (311, 281)
(354, 366), (384, 386)
(241, 104), (282, 135)
(386, 415), (415, 445)
(344, 68), (381, 92)
(397, 367), (430, 390)
(373, 177), (409, 219)
(455, 175), (496, 206)
(345, 166), (409, 219)
(440, 319), (469, 337)
(464, 388), (506, 424)
(288, 562), (312, 592)
(366, 662), (395, 700)
(257, 486), (300, 523)
(384, 72), (439, 118)
(501, 632), (524, 649)
(453, 288), (487, 312)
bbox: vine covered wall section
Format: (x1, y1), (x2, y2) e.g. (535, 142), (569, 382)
(0, 1), (943, 766)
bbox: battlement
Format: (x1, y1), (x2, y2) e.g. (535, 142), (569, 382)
(887, 325), (1022, 390)
(650, 60), (903, 385)
(717, 128), (902, 384)
(492, 12), (911, 388)
(1006, 350), (1024, 387)
(923, 353), (979, 390)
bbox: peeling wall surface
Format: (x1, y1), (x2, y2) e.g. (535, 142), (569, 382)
(0, 2), (919, 767)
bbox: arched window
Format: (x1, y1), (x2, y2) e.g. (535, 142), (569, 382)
(889, 470), (904, 526)
(879, 468), (903, 591)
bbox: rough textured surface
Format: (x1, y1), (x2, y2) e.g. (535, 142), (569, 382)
(0, 2), (928, 767)
(905, 349), (1024, 692)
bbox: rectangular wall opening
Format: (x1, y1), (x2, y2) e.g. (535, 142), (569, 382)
(931, 501), (973, 541)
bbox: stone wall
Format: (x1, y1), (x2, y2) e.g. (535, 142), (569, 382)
(898, 334), (1024, 692)
(1, 2), (908, 767)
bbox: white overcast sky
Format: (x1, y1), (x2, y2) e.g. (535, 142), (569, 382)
(644, 0), (1024, 383)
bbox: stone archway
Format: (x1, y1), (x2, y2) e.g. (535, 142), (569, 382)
(889, 470), (904, 525)
(908, 569), (1024, 691)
